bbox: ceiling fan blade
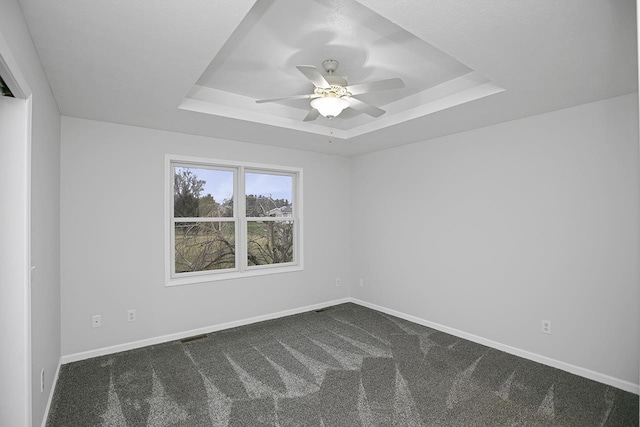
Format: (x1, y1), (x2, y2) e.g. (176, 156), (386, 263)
(296, 65), (331, 89)
(255, 94), (313, 104)
(346, 97), (386, 117)
(346, 78), (405, 96)
(303, 109), (320, 122)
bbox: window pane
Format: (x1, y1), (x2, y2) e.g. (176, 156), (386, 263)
(245, 172), (293, 217)
(247, 220), (294, 266)
(174, 166), (233, 218)
(174, 222), (235, 272)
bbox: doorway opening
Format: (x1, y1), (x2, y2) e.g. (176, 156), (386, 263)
(0, 74), (14, 97)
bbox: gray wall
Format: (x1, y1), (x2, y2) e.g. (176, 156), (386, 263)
(0, 92), (30, 427)
(351, 93), (639, 386)
(60, 117), (352, 356)
(0, 1), (62, 425)
(60, 94), (640, 389)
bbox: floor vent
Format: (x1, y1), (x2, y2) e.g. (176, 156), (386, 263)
(180, 334), (208, 343)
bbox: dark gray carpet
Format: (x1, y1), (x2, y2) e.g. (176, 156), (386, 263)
(47, 303), (638, 426)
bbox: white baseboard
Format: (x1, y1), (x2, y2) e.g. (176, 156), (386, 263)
(350, 298), (640, 395)
(61, 298), (351, 365)
(40, 358), (61, 427)
(59, 296), (639, 395)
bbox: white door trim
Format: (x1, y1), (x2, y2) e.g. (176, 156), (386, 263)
(0, 29), (33, 427)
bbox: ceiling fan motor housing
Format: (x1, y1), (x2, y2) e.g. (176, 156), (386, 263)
(325, 75), (348, 87)
(322, 59), (339, 73)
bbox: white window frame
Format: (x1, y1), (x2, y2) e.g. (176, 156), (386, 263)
(165, 154), (303, 286)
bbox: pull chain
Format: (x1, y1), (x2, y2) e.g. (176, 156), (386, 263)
(329, 128), (333, 144)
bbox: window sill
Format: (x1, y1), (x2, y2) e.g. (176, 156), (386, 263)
(166, 264), (303, 287)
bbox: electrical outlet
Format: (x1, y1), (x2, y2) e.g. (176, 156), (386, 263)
(335, 278), (341, 287)
(128, 309), (136, 322)
(40, 368), (45, 393)
(541, 320), (551, 334)
(359, 278), (364, 288)
(91, 314), (101, 328)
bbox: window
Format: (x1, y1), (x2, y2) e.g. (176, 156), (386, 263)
(166, 155), (302, 286)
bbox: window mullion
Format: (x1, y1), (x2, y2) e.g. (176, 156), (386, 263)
(237, 166), (246, 272)
(245, 217), (296, 222)
(172, 217), (235, 222)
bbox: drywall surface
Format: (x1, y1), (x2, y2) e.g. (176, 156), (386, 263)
(0, 95), (30, 427)
(0, 1), (62, 425)
(30, 85), (62, 427)
(60, 117), (351, 356)
(351, 93), (640, 386)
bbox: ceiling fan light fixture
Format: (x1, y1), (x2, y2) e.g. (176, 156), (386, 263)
(310, 95), (349, 119)
(256, 59), (403, 122)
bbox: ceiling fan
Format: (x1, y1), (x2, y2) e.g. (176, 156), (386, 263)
(255, 59), (404, 121)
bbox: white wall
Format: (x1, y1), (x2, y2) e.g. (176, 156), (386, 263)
(60, 117), (352, 356)
(0, 1), (62, 425)
(351, 93), (640, 386)
(0, 95), (30, 427)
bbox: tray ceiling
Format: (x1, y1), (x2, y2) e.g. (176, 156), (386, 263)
(181, 0), (503, 139)
(18, 0), (638, 155)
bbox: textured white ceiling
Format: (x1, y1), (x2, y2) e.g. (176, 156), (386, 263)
(19, 0), (638, 155)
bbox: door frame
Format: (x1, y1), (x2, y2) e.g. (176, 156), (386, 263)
(0, 30), (33, 427)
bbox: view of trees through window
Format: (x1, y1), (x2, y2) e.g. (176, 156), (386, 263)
(173, 166), (295, 274)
